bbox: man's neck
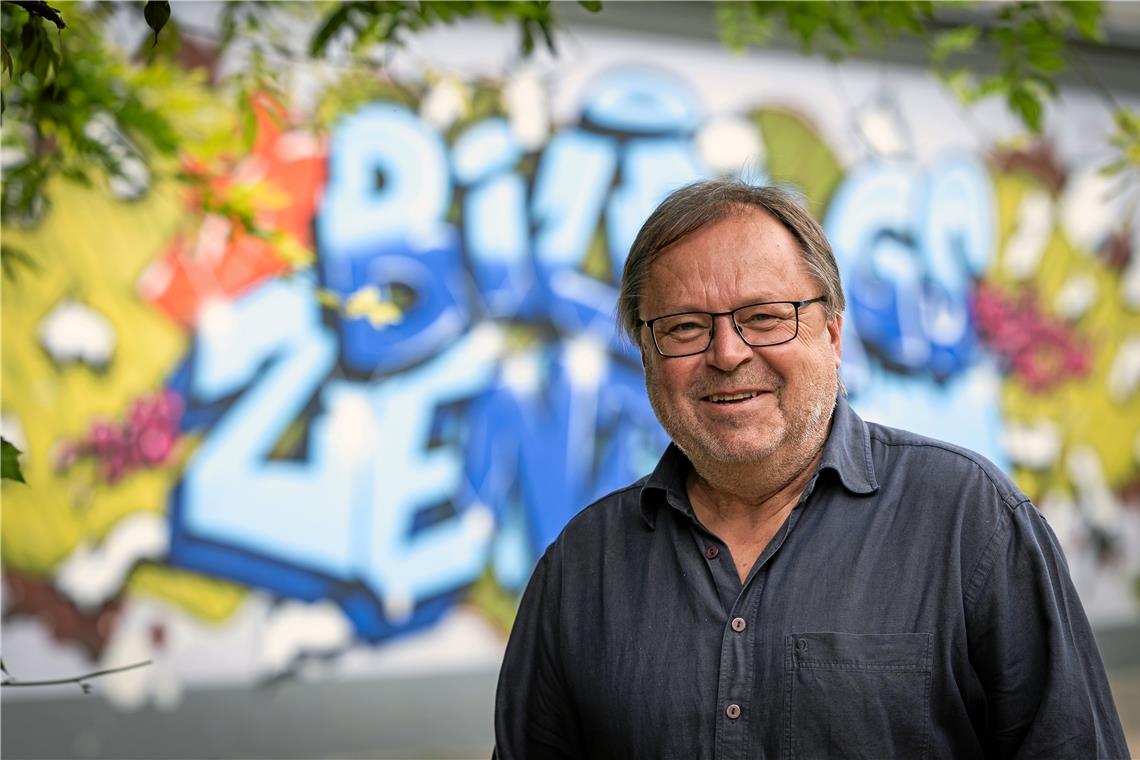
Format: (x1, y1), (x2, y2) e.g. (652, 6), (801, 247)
(685, 440), (826, 583)
(686, 442), (824, 531)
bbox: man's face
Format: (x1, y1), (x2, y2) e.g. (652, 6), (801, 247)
(639, 207), (843, 470)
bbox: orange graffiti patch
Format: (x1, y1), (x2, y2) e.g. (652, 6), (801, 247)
(140, 94), (327, 327)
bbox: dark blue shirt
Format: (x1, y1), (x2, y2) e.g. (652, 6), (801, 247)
(493, 397), (1129, 759)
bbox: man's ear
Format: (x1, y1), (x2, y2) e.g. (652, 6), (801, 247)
(633, 330), (652, 371)
(827, 312), (843, 370)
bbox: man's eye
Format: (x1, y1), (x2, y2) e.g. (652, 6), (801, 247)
(666, 321), (706, 335)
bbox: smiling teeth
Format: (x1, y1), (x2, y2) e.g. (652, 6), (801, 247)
(709, 391), (760, 403)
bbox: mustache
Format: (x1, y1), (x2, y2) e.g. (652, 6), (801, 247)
(686, 372), (784, 399)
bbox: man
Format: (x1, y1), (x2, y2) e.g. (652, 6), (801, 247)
(493, 179), (1129, 759)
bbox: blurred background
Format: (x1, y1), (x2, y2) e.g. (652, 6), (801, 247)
(2, 1), (1139, 757)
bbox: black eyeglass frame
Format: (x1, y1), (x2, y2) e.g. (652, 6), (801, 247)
(640, 295), (829, 358)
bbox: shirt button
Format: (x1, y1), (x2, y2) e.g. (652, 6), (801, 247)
(725, 703), (741, 720)
(731, 617), (747, 633)
(705, 544), (719, 559)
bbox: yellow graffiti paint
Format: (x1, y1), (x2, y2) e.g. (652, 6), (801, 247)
(989, 170), (1140, 501)
(2, 176), (186, 570)
(126, 562), (247, 623)
(2, 176), (246, 622)
(753, 107), (845, 218)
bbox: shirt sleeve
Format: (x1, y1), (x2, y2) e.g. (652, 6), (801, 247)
(492, 543), (585, 760)
(964, 498), (1129, 759)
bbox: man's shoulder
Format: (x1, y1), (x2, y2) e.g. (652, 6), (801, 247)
(548, 476), (652, 551)
(568, 475), (651, 529)
(861, 419), (1029, 512)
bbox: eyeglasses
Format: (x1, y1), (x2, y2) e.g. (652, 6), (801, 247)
(640, 296), (828, 358)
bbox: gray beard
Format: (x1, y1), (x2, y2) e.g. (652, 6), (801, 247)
(648, 369), (838, 490)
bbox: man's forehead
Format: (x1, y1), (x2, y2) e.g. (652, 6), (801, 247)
(645, 210), (802, 282)
(658, 204), (780, 251)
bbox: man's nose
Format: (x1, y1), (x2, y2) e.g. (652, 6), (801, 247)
(705, 314), (753, 371)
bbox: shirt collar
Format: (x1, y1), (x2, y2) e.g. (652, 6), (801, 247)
(639, 443), (694, 529)
(638, 394), (879, 529)
(817, 394), (879, 496)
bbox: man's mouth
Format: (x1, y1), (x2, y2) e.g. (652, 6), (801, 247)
(704, 391), (763, 404)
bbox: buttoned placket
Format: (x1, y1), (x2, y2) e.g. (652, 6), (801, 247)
(697, 478), (817, 760)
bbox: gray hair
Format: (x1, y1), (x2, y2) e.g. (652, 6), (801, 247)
(616, 178), (845, 343)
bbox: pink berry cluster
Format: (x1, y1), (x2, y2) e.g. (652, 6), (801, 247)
(57, 390), (184, 483)
(972, 283), (1091, 393)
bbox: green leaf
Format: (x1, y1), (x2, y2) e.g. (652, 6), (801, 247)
(715, 2), (775, 52)
(941, 67), (977, 103)
(1105, 107), (1140, 170)
(931, 26), (980, 64)
(143, 1), (171, 48)
(1099, 159), (1128, 177)
(1026, 72), (1058, 98)
(875, 0), (932, 35)
(1060, 0), (1104, 41)
(577, 0), (603, 11)
(1, 243), (39, 280)
(1114, 108), (1140, 137)
(965, 74), (1008, 103)
(2, 438), (26, 483)
(784, 4), (828, 49)
(240, 100), (258, 152)
(537, 18), (556, 54)
(20, 14), (38, 49)
(1009, 85), (1044, 133)
(31, 44), (48, 82)
(1022, 32), (1067, 74)
(309, 5), (352, 57)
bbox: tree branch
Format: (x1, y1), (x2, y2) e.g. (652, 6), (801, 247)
(1, 660), (153, 691)
(11, 1), (67, 30)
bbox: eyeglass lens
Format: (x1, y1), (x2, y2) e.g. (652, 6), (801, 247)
(652, 302), (799, 356)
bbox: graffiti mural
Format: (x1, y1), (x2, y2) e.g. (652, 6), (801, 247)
(3, 52), (1139, 710)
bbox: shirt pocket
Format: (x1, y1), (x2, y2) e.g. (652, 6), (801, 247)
(782, 631), (932, 760)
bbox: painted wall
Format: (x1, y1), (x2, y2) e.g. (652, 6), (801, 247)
(3, 19), (1139, 716)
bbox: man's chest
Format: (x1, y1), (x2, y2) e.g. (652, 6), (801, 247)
(556, 510), (964, 759)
